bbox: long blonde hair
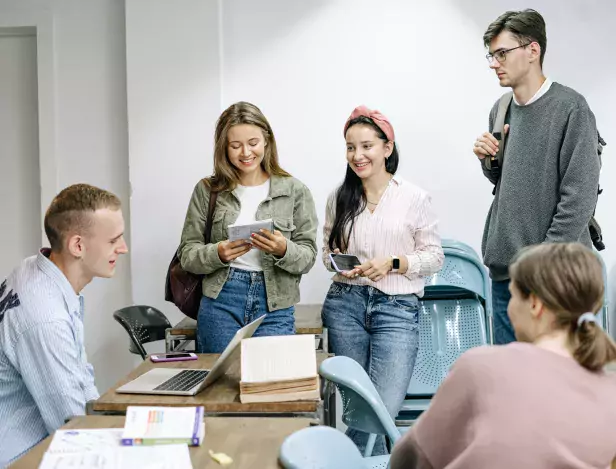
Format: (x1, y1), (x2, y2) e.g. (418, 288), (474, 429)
(509, 242), (616, 371)
(207, 101), (291, 192)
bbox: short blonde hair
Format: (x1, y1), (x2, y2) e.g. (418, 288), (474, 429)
(44, 183), (121, 252)
(510, 243), (616, 371)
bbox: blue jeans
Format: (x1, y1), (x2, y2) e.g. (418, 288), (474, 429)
(322, 282), (419, 456)
(197, 268), (295, 353)
(492, 279), (515, 344)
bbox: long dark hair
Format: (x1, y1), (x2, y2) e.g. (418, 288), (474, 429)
(328, 116), (399, 252)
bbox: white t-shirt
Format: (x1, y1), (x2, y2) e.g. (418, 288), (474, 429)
(230, 179), (271, 272)
(513, 77), (552, 106)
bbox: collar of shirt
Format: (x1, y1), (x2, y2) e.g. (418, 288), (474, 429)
(390, 173), (404, 186)
(36, 248), (83, 317)
(513, 77), (552, 106)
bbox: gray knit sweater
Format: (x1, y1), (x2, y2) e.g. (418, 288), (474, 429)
(481, 82), (601, 280)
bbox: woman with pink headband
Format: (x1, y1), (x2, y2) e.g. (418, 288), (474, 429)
(321, 105), (444, 455)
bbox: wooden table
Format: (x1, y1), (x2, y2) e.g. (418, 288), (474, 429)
(165, 304), (327, 352)
(89, 353), (336, 427)
(9, 415), (315, 469)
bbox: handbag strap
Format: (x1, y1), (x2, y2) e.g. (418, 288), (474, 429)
(203, 180), (218, 245)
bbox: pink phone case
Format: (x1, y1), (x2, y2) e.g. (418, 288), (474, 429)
(150, 354), (198, 363)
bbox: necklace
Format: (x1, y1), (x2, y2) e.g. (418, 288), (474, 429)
(366, 175), (393, 207)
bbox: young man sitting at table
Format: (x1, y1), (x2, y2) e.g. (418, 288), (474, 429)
(0, 184), (128, 467)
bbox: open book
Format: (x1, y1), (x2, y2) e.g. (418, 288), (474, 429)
(240, 334), (320, 403)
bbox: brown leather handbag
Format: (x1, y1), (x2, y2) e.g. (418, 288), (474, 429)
(165, 183), (218, 319)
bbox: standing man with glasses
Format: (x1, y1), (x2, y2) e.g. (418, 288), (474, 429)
(473, 9), (601, 344)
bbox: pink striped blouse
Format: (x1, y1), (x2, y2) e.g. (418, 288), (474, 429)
(322, 175), (444, 296)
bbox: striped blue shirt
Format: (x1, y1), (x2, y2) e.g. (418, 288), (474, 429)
(0, 250), (99, 467)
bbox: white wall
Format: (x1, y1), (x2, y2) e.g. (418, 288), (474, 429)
(220, 0), (500, 301)
(127, 0), (616, 314)
(0, 30), (41, 276)
(220, 0), (616, 303)
(0, 0), (135, 391)
(125, 0), (221, 325)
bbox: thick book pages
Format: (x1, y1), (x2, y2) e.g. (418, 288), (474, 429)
(239, 386), (321, 404)
(240, 334), (319, 403)
(121, 406), (205, 446)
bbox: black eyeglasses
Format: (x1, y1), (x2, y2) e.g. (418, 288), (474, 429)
(486, 43), (531, 64)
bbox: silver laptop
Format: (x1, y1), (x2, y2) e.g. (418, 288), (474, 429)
(116, 315), (265, 396)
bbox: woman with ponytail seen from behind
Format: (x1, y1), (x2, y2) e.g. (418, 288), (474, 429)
(390, 242), (616, 469)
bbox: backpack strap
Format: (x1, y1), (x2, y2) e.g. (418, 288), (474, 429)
(485, 92), (513, 171)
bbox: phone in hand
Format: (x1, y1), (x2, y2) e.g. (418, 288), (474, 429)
(329, 253), (361, 273)
(150, 352), (198, 363)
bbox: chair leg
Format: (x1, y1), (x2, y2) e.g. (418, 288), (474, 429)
(364, 433), (377, 457)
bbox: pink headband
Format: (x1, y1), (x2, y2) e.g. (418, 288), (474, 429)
(344, 105), (395, 142)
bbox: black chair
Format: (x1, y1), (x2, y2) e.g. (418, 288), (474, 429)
(113, 305), (172, 360)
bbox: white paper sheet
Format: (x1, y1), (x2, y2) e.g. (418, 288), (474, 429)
(47, 429), (124, 454)
(38, 444), (193, 469)
(227, 219), (273, 242)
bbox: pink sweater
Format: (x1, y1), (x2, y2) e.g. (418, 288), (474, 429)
(390, 343), (616, 469)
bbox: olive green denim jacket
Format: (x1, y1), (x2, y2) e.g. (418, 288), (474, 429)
(178, 175), (318, 311)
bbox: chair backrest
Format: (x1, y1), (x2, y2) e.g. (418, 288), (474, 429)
(441, 238), (479, 258)
(279, 426), (369, 469)
(407, 298), (488, 396)
(424, 248), (490, 308)
(113, 305), (172, 359)
(319, 356), (401, 443)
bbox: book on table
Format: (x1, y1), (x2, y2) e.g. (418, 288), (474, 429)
(121, 406), (205, 446)
(239, 334), (320, 404)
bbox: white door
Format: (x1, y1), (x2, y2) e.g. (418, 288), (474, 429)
(0, 29), (41, 278)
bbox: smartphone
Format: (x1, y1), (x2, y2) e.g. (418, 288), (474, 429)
(150, 352), (198, 363)
(329, 253), (361, 273)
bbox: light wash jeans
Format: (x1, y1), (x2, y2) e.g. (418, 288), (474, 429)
(322, 282), (419, 456)
(492, 279), (515, 344)
(197, 268), (295, 353)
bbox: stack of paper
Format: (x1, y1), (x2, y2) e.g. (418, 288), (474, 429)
(240, 334), (320, 403)
(122, 406), (205, 446)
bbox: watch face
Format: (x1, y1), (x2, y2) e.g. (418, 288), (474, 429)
(393, 258), (400, 269)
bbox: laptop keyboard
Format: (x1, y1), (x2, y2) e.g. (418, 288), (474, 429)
(153, 370), (209, 392)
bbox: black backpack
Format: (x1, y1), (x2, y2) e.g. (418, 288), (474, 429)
(483, 92), (606, 251)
